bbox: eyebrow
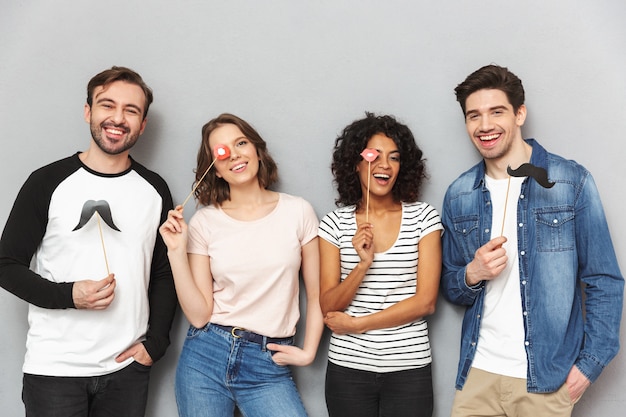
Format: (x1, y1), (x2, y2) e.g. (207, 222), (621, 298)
(95, 97), (143, 113)
(372, 148), (400, 154)
(465, 105), (509, 116)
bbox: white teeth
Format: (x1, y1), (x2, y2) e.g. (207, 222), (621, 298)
(480, 134), (499, 141)
(106, 128), (124, 135)
(232, 163), (246, 171)
(373, 174), (390, 179)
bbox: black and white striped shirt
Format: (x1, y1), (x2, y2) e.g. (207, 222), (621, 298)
(319, 201), (443, 372)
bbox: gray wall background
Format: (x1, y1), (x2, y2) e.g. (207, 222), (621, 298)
(1, 1), (624, 416)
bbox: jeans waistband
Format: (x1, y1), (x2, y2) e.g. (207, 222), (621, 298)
(211, 323), (293, 345)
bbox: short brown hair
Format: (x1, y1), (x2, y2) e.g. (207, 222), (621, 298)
(86, 66), (153, 119)
(455, 64), (525, 115)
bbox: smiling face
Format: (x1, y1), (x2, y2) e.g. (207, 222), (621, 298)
(464, 88), (527, 163)
(208, 123), (260, 187)
(84, 80), (147, 156)
(357, 133), (400, 199)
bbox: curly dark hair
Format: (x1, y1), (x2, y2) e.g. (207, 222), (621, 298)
(193, 113), (278, 207)
(331, 112), (427, 209)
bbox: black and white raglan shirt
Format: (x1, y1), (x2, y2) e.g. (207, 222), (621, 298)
(0, 153), (177, 377)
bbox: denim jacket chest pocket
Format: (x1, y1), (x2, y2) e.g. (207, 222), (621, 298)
(533, 207), (575, 252)
(451, 215), (481, 261)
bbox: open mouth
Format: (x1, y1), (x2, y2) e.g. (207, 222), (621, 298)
(479, 133), (500, 142)
(373, 173), (391, 184)
(231, 162), (247, 172)
(103, 124), (129, 138)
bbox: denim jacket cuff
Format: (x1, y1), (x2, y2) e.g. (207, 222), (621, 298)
(575, 353), (605, 384)
(463, 269), (484, 291)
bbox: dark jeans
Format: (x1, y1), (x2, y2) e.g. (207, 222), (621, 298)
(325, 361), (433, 417)
(22, 361), (151, 417)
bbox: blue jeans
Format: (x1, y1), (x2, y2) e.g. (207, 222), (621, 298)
(22, 361), (151, 417)
(325, 361), (433, 417)
(175, 323), (308, 417)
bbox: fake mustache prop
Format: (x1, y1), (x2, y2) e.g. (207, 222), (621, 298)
(507, 163), (555, 189)
(73, 200), (120, 231)
(73, 200), (120, 275)
(500, 163), (555, 237)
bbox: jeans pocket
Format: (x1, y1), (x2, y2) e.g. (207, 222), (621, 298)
(186, 323), (210, 339)
(265, 339), (294, 367)
(266, 350), (284, 366)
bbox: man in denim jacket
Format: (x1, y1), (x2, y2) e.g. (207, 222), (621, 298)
(441, 64), (623, 417)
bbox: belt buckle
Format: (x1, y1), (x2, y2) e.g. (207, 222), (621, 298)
(231, 327), (245, 338)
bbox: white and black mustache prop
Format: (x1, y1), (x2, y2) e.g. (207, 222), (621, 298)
(73, 200), (120, 232)
(72, 200), (119, 275)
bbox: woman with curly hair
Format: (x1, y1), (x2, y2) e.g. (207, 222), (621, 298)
(319, 113), (443, 417)
(159, 113), (323, 417)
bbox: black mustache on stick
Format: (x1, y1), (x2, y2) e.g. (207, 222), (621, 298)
(507, 163), (555, 188)
(73, 200), (121, 231)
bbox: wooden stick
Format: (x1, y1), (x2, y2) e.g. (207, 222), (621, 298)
(181, 159), (217, 208)
(359, 148), (379, 224)
(96, 212), (110, 275)
(365, 161), (371, 223)
(501, 176), (511, 237)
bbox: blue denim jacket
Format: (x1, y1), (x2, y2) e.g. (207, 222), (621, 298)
(441, 139), (624, 393)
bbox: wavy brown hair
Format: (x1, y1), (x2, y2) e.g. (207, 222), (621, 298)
(193, 113), (278, 206)
(454, 64), (525, 115)
(331, 112), (427, 209)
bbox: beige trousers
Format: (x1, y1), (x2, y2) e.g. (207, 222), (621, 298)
(450, 367), (574, 417)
